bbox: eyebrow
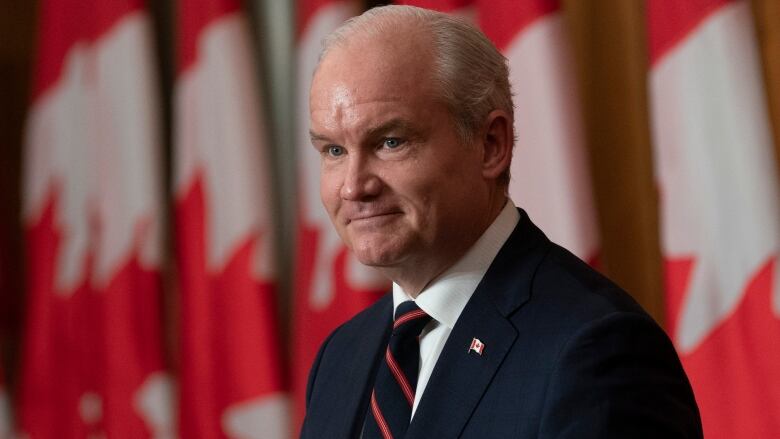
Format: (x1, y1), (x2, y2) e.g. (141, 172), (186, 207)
(364, 119), (416, 139)
(310, 118), (418, 145)
(309, 131), (331, 143)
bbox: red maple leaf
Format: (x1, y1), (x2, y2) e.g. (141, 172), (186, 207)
(667, 257), (780, 438)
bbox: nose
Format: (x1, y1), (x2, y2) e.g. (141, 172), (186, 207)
(339, 154), (382, 201)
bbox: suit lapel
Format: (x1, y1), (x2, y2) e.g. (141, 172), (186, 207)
(406, 291), (517, 438)
(321, 297), (392, 438)
(406, 210), (550, 438)
(302, 295), (393, 438)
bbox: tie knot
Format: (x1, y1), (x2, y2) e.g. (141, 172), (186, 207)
(393, 301), (432, 338)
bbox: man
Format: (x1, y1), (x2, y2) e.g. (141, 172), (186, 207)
(301, 5), (702, 439)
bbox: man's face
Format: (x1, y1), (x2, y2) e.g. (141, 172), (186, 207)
(309, 35), (492, 278)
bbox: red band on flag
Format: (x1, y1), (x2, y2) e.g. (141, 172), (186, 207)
(396, 0), (474, 13)
(476, 0), (559, 50)
(177, 0), (241, 72)
(647, 0), (733, 65)
(32, 0), (143, 99)
(298, 0), (354, 40)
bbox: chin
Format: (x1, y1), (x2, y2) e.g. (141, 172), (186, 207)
(351, 250), (396, 268)
(350, 239), (406, 268)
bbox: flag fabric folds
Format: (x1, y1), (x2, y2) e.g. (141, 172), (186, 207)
(173, 0), (289, 437)
(292, 0), (389, 427)
(398, 0), (472, 11)
(399, 0), (600, 262)
(0, 252), (9, 438)
(480, 0), (599, 263)
(12, 1), (780, 438)
(18, 0), (173, 437)
(648, 1), (780, 437)
(0, 367), (9, 438)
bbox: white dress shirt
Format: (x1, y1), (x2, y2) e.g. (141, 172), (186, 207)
(392, 200), (520, 418)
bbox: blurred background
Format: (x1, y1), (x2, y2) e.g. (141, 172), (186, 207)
(0, 0), (778, 437)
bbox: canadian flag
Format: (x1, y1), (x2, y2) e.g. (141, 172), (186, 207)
(292, 0), (389, 427)
(399, 0), (473, 11)
(174, 0), (289, 437)
(0, 367), (9, 439)
(468, 338), (485, 355)
(479, 0), (598, 262)
(648, 1), (780, 437)
(0, 244), (9, 438)
(18, 0), (173, 437)
(399, 0), (599, 262)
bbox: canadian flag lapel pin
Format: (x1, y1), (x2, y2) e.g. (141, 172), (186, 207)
(468, 338), (485, 356)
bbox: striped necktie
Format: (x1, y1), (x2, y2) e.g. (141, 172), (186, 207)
(364, 301), (432, 439)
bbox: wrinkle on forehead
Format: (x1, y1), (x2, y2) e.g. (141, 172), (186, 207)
(309, 29), (440, 141)
(312, 30), (435, 95)
(311, 87), (410, 114)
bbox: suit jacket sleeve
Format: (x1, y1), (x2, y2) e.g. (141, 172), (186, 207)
(537, 311), (703, 438)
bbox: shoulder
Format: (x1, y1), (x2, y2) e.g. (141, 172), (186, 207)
(516, 241), (671, 358)
(320, 293), (393, 349)
(499, 235), (673, 365)
(511, 244), (702, 437)
(301, 294), (394, 437)
(488, 209), (645, 326)
(305, 294), (392, 399)
(532, 243), (647, 321)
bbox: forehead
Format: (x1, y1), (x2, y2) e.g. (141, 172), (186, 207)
(309, 33), (438, 122)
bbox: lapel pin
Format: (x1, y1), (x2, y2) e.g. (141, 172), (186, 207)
(468, 337), (485, 356)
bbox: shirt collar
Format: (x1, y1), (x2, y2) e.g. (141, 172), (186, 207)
(393, 199), (520, 329)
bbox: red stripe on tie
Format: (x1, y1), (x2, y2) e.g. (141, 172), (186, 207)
(371, 391), (394, 439)
(385, 348), (415, 406)
(394, 309), (428, 329)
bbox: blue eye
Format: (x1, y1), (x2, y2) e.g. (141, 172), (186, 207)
(327, 145), (345, 157)
(383, 138), (401, 149)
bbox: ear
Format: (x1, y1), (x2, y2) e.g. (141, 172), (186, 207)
(480, 109), (513, 181)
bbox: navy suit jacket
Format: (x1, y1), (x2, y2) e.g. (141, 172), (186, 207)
(301, 210), (702, 438)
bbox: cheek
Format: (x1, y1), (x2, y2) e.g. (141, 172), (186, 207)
(319, 171), (341, 212)
(407, 164), (477, 219)
(394, 171), (439, 223)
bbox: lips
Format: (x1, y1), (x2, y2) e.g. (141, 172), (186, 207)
(342, 207), (403, 225)
(348, 211), (401, 223)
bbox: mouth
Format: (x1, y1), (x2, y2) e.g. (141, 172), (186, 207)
(345, 211), (403, 226)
